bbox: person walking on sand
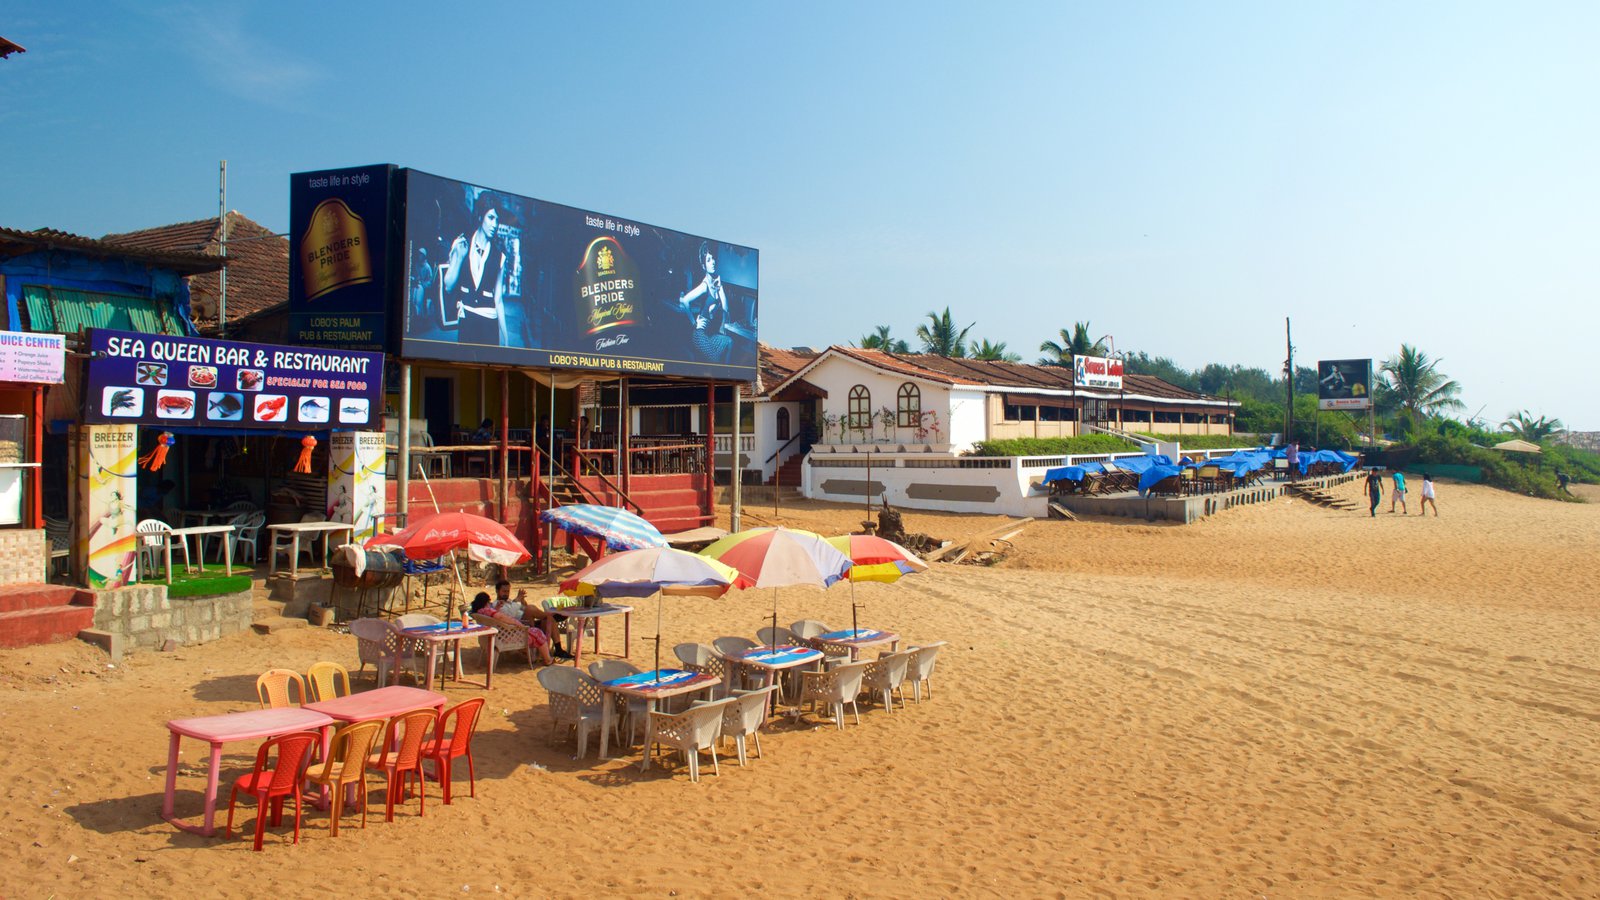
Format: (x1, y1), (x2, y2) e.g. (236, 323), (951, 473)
(1366, 468), (1384, 517)
(1390, 469), (1408, 514)
(1419, 472), (1438, 516)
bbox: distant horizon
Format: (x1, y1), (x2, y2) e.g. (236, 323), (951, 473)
(2, 4), (1594, 428)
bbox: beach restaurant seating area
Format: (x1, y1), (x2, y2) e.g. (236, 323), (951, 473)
(162, 611), (945, 848)
(1045, 447), (1358, 498)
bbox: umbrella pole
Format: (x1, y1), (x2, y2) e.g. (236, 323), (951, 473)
(447, 552), (468, 623)
(655, 589), (663, 682)
(851, 578), (859, 637)
(771, 587), (779, 649)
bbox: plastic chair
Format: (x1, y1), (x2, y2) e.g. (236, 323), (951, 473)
(270, 513), (325, 570)
(473, 613), (540, 670)
(422, 698), (485, 804)
(350, 618), (419, 685)
(590, 660), (648, 741)
(223, 730), (321, 851)
(720, 686), (778, 766)
(537, 666), (608, 758)
(301, 719), (382, 837)
(256, 668), (308, 709)
(674, 643), (729, 699)
(860, 650), (913, 713)
(789, 620), (831, 643)
(229, 511), (266, 565)
(904, 641), (947, 703)
(645, 697), (734, 782)
(136, 518), (187, 578)
(756, 626), (799, 647)
(305, 661), (352, 702)
(798, 660), (871, 730)
(365, 707), (439, 822)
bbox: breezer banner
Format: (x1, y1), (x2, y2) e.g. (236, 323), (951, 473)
(83, 328), (384, 429)
(1317, 358), (1373, 410)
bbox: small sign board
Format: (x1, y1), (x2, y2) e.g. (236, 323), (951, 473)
(0, 330), (66, 383)
(1317, 359), (1373, 410)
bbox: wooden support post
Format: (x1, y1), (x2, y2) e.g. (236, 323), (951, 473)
(499, 369), (509, 525)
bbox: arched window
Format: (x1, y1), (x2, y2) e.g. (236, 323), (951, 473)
(847, 385), (871, 430)
(776, 407), (791, 441)
(896, 383), (921, 427)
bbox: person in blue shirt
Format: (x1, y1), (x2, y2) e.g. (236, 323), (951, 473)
(1389, 470), (1408, 515)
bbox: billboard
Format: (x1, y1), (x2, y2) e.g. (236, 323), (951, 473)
(1317, 358), (1373, 410)
(83, 329), (384, 429)
(287, 164), (400, 351)
(1073, 354), (1124, 390)
(398, 169), (758, 380)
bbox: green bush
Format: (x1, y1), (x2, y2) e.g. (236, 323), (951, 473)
(1140, 433), (1262, 450)
(1408, 433), (1575, 500)
(972, 434), (1140, 457)
(1545, 443), (1600, 484)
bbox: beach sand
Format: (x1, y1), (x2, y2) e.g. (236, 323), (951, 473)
(3, 479), (1597, 897)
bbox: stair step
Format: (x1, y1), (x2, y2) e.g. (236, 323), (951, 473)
(251, 615), (307, 635)
(0, 605), (97, 649)
(0, 584), (90, 614)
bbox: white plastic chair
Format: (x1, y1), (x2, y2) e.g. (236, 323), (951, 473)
(674, 643), (729, 699)
(269, 513), (325, 570)
(473, 613), (538, 670)
(646, 697), (734, 782)
(712, 636), (760, 690)
(136, 518), (187, 579)
(720, 687), (777, 766)
(756, 626), (798, 647)
(799, 660), (871, 730)
(228, 511), (266, 564)
(349, 618), (424, 685)
(860, 650), (913, 714)
(538, 667), (608, 758)
(590, 659), (649, 742)
(789, 619), (830, 643)
(904, 641), (947, 703)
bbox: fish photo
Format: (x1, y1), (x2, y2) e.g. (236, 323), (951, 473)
(297, 395), (330, 424)
(206, 391), (243, 421)
(338, 397), (370, 424)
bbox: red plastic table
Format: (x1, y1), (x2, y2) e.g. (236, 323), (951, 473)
(163, 707), (335, 836)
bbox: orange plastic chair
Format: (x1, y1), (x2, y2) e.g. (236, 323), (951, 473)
(306, 662), (352, 702)
(365, 708), (439, 822)
(422, 698), (485, 805)
(256, 669), (308, 709)
(302, 719), (382, 837)
(224, 731), (321, 851)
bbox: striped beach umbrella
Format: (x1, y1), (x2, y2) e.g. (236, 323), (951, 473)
(826, 534), (929, 635)
(561, 547), (741, 677)
(540, 503), (667, 553)
(700, 527), (853, 643)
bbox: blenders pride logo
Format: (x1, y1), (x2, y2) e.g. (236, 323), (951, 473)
(300, 198), (373, 301)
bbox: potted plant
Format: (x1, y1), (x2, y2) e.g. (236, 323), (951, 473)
(877, 406), (898, 444)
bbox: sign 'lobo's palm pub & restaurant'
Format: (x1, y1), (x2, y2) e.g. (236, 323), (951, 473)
(288, 164), (760, 565)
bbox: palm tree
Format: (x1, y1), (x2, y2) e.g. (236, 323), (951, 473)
(1380, 344), (1464, 432)
(1501, 410), (1565, 442)
(856, 325), (909, 353)
(1038, 322), (1107, 366)
(969, 339), (1021, 362)
(915, 308), (973, 358)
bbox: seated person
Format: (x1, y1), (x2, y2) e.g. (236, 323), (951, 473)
(471, 586), (555, 665)
(469, 418), (495, 443)
(485, 579), (572, 660)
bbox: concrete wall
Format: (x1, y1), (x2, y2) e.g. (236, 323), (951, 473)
(91, 584), (253, 649)
(0, 528), (47, 585)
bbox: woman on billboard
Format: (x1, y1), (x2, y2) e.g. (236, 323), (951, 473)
(445, 193), (512, 346)
(676, 241), (732, 363)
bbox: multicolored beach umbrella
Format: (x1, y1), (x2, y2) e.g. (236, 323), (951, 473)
(540, 503), (668, 553)
(700, 527), (853, 643)
(825, 534), (929, 635)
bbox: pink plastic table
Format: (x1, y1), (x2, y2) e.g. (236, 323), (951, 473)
(724, 644), (824, 713)
(597, 670), (721, 760)
(397, 623), (497, 691)
(815, 628), (900, 660)
(304, 685), (447, 724)
(550, 603), (633, 668)
(163, 707), (335, 836)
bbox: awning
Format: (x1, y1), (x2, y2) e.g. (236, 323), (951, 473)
(1002, 392), (1075, 409)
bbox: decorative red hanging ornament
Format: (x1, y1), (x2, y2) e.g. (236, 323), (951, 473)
(138, 432), (175, 471)
(293, 436), (317, 474)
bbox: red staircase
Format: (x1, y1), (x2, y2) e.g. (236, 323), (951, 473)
(768, 453), (806, 488)
(0, 585), (97, 649)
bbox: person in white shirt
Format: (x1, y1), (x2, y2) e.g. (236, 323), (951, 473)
(1419, 473), (1438, 517)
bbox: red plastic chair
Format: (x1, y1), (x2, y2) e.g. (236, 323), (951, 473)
(422, 698), (485, 805)
(224, 730), (321, 851)
(365, 708), (439, 822)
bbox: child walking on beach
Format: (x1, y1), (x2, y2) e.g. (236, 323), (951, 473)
(1419, 473), (1438, 516)
(1390, 470), (1408, 514)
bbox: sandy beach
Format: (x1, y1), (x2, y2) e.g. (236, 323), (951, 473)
(3, 479), (1597, 898)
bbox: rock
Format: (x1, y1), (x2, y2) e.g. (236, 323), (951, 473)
(160, 639), (179, 653)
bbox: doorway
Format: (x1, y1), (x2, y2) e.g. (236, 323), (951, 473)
(423, 377), (454, 447)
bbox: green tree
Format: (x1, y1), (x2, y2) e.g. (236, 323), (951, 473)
(915, 308), (974, 358)
(1380, 344), (1464, 433)
(1500, 410), (1565, 442)
(1037, 322), (1106, 366)
(1123, 351), (1195, 390)
(969, 339), (1021, 362)
(856, 325), (910, 354)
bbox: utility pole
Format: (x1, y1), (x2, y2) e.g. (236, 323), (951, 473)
(1283, 317), (1294, 444)
(218, 160), (228, 336)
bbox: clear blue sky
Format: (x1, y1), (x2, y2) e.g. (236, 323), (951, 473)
(3, 1), (1595, 429)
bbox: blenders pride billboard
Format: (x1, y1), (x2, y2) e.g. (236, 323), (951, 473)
(398, 169), (757, 379)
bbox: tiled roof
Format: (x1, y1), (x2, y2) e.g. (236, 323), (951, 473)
(0, 225), (223, 275)
(774, 345), (1227, 404)
(103, 212), (288, 330)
